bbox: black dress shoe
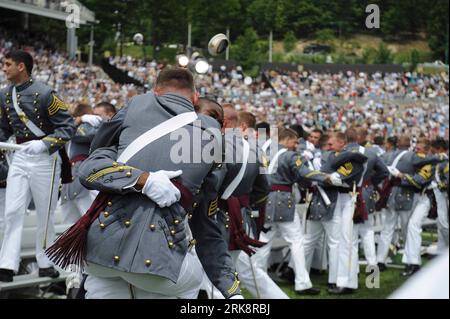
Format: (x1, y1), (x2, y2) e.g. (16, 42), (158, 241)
(400, 264), (411, 276)
(327, 283), (337, 292)
(377, 262), (387, 272)
(0, 268), (14, 282)
(328, 287), (356, 295)
(309, 268), (324, 276)
(296, 287), (321, 295)
(280, 267), (295, 284)
(39, 267), (60, 279)
(401, 265), (420, 277)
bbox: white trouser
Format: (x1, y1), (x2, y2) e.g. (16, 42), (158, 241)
(85, 251), (204, 299)
(376, 196), (418, 264)
(253, 213), (312, 291)
(434, 189), (449, 254)
(203, 249), (289, 300)
(236, 250), (289, 299)
(311, 233), (327, 270)
(402, 194), (430, 265)
(59, 190), (98, 225)
(0, 151), (61, 271)
(0, 188), (5, 233)
(303, 215), (340, 285)
(336, 193), (360, 290)
(294, 203), (327, 271)
(358, 214), (377, 266)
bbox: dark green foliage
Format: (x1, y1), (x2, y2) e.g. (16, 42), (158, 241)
(73, 0), (448, 63)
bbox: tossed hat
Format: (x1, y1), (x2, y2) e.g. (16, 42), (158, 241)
(208, 33), (229, 56)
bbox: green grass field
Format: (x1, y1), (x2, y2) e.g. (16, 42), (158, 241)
(242, 234), (438, 300)
(2, 234), (439, 299)
(242, 258), (434, 300)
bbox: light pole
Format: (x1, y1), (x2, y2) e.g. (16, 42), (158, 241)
(87, 22), (98, 67)
(269, 30), (273, 62)
(226, 27), (230, 61)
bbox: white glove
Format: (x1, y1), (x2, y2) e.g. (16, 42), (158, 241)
(66, 272), (82, 295)
(306, 140), (315, 151)
(428, 181), (438, 190)
(387, 166), (401, 178)
(313, 157), (322, 170)
(142, 170), (183, 208)
(229, 294), (244, 299)
(20, 140), (48, 155)
(329, 172), (344, 187)
(251, 210), (260, 218)
(80, 114), (103, 127)
(303, 150), (314, 161)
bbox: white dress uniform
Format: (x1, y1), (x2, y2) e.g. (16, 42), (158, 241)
(0, 79), (76, 273)
(377, 150), (439, 268)
(300, 146), (328, 272)
(253, 145), (330, 292)
(376, 148), (411, 265)
(305, 146), (368, 290)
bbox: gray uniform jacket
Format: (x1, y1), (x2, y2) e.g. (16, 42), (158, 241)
(215, 133), (270, 245)
(266, 145), (329, 223)
(307, 149), (368, 221)
(78, 93), (240, 298)
(345, 143), (389, 215)
(381, 149), (398, 166)
(388, 150), (439, 211)
(0, 79), (76, 154)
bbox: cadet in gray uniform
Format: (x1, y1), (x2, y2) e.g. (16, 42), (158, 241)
(199, 105), (286, 299)
(222, 111), (288, 299)
(0, 50), (76, 282)
(430, 139), (449, 254)
(299, 129), (326, 274)
(60, 103), (103, 224)
(306, 131), (368, 294)
(252, 128), (341, 295)
(376, 135), (409, 270)
(377, 136), (440, 276)
(353, 128), (389, 267)
(47, 68), (242, 299)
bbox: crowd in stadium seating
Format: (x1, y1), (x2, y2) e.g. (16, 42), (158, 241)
(1, 29), (448, 142)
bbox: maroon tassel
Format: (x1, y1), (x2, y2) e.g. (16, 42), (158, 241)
(255, 205), (267, 236)
(45, 192), (111, 270)
(354, 187), (369, 223)
(226, 197), (266, 256)
(375, 177), (401, 211)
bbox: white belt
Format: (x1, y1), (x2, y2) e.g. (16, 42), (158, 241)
(221, 138), (250, 200)
(117, 111), (198, 164)
(268, 148), (287, 174)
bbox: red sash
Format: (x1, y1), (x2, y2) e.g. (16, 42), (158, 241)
(220, 195), (266, 256)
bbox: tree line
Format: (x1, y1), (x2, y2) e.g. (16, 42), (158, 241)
(79, 0), (448, 63)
